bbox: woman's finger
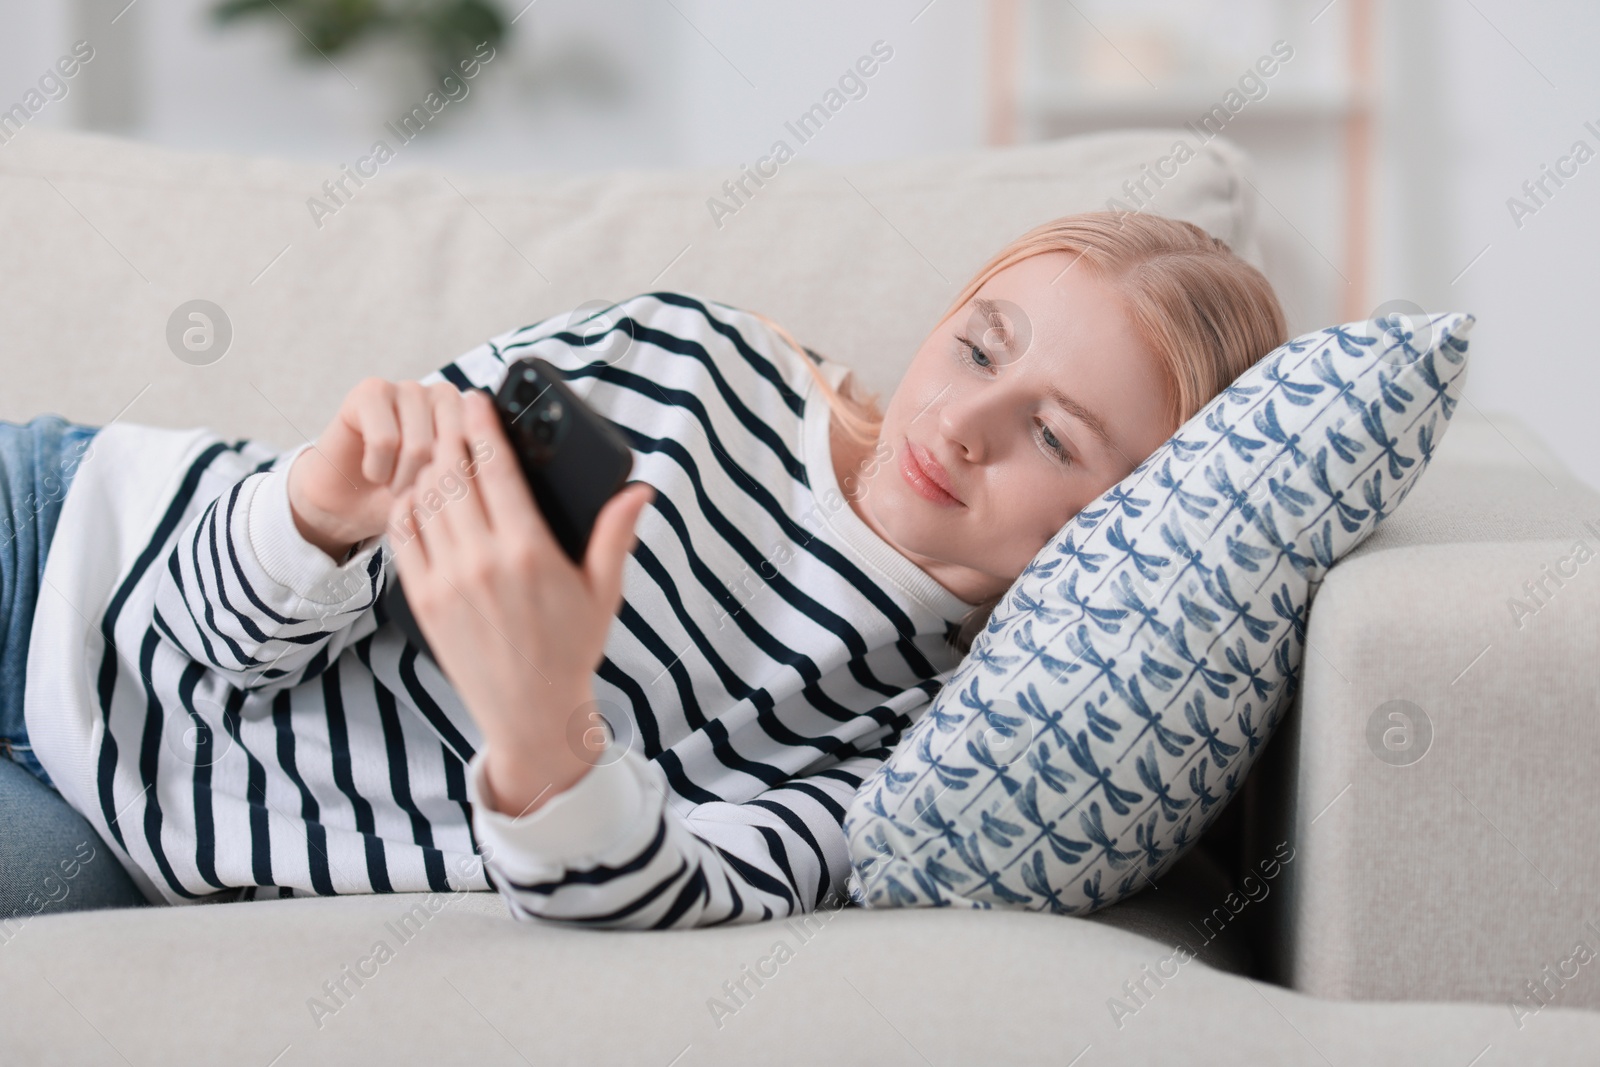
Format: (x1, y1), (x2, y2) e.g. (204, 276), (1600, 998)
(387, 483), (429, 572)
(584, 481), (654, 608)
(353, 379), (402, 486)
(423, 387), (492, 544)
(462, 388), (547, 546)
(387, 380), (436, 492)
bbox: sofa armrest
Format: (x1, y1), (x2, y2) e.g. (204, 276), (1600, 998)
(1249, 535), (1600, 1013)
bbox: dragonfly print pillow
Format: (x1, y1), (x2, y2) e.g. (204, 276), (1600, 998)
(844, 311), (1476, 913)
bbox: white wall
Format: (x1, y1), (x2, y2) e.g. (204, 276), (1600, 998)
(0, 0), (984, 173)
(1373, 0), (1600, 491)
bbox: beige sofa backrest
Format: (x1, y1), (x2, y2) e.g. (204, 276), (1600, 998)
(0, 127), (1273, 448)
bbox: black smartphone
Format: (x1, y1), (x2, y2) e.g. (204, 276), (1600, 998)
(382, 357), (635, 662)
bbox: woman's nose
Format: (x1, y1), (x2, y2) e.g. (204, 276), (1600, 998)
(936, 388), (996, 463)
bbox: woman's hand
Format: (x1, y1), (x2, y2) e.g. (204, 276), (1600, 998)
(287, 378), (464, 561)
(387, 387), (654, 818)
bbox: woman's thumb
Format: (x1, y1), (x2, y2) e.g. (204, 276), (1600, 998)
(586, 482), (654, 598)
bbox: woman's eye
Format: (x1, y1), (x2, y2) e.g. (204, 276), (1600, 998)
(1038, 421), (1072, 464)
(955, 334), (993, 370)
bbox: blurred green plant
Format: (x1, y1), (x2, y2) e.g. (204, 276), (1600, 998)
(210, 0), (508, 87)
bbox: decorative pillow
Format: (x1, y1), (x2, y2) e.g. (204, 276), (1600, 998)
(843, 311), (1475, 913)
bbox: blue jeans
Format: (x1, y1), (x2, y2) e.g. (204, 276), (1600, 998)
(0, 415), (150, 921)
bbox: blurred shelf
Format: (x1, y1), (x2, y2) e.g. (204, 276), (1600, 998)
(1018, 86), (1361, 128)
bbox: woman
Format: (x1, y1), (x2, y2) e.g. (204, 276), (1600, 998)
(0, 211), (1284, 929)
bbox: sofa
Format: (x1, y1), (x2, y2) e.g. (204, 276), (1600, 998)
(0, 124), (1595, 1065)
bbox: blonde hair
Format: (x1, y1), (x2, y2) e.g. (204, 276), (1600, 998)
(754, 209), (1288, 652)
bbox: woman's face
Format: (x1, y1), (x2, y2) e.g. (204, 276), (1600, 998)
(846, 252), (1177, 605)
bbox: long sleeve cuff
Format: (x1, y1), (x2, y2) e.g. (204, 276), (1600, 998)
(465, 737), (652, 883)
(246, 441), (385, 606)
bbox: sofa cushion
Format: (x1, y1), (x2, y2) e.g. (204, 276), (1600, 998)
(2, 885), (1594, 1065)
(844, 312), (1475, 914)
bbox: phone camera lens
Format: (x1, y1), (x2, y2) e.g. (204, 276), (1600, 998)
(533, 400), (562, 443)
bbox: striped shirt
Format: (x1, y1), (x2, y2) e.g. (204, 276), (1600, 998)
(25, 291), (975, 927)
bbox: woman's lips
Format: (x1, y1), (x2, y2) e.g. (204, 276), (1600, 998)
(901, 439), (962, 506)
